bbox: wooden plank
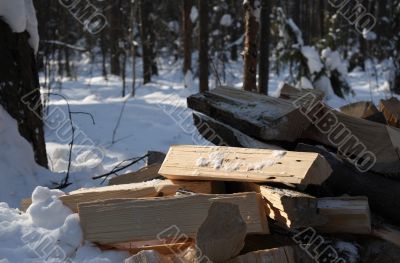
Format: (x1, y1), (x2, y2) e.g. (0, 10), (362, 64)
(244, 183), (326, 229)
(20, 179), (221, 213)
(108, 164), (163, 185)
(316, 196), (371, 234)
(379, 97), (400, 128)
(159, 145), (332, 186)
(340, 101), (386, 124)
(187, 86), (311, 142)
(78, 192), (269, 244)
(228, 246), (296, 263)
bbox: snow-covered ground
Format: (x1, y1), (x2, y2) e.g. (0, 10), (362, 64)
(0, 55), (397, 262)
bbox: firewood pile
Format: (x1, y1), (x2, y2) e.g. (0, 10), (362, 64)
(20, 85), (400, 262)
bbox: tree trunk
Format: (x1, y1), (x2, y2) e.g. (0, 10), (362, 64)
(198, 0), (209, 92)
(0, 20), (48, 168)
(257, 0), (271, 95)
(182, 0), (193, 77)
(243, 0), (259, 92)
(110, 1), (121, 76)
(140, 0), (152, 84)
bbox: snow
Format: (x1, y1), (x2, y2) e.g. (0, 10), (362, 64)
(247, 150), (287, 171)
(190, 6), (198, 23)
(287, 18), (304, 46)
(297, 77), (314, 90)
(313, 75), (336, 100)
(0, 106), (63, 207)
(362, 28), (377, 41)
(220, 14), (233, 27)
(27, 187), (72, 229)
(0, 0), (39, 53)
(301, 46), (324, 74)
(321, 48), (348, 76)
(0, 187), (128, 262)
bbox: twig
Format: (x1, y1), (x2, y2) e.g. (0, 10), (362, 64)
(46, 93), (96, 189)
(209, 54), (222, 87)
(92, 154), (149, 180)
(112, 95), (132, 144)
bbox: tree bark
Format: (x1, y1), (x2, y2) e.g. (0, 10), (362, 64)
(243, 0), (259, 92)
(109, 1), (121, 76)
(140, 0), (152, 84)
(198, 0), (209, 92)
(0, 20), (48, 168)
(257, 0), (271, 95)
(182, 0), (193, 77)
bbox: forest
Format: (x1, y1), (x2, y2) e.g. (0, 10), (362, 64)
(1, 0), (400, 262)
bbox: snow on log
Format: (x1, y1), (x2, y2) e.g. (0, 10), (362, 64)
(187, 86), (311, 142)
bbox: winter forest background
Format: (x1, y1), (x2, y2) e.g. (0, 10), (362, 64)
(0, 0), (400, 261)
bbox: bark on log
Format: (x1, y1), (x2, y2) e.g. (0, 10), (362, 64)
(296, 143), (400, 224)
(0, 19), (48, 168)
(187, 87), (311, 143)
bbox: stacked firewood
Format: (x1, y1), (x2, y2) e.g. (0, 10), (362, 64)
(19, 86), (400, 262)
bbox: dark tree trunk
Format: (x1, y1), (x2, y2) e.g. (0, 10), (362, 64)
(110, 1), (121, 76)
(182, 0), (193, 77)
(258, 0), (271, 95)
(198, 0), (209, 92)
(243, 0), (259, 92)
(140, 0), (153, 84)
(0, 20), (48, 168)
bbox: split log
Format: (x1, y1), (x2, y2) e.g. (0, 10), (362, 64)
(108, 164), (163, 185)
(159, 145), (332, 186)
(243, 183), (326, 229)
(279, 84), (325, 102)
(78, 192), (268, 244)
(196, 202), (247, 262)
(379, 97), (400, 128)
(187, 87), (311, 142)
(301, 108), (400, 175)
(316, 196), (371, 234)
(340, 101), (387, 124)
(192, 112), (283, 149)
(147, 151), (166, 165)
(125, 250), (171, 263)
(20, 179), (223, 212)
(296, 143), (400, 224)
(228, 246), (297, 263)
(372, 222), (400, 248)
(101, 240), (193, 255)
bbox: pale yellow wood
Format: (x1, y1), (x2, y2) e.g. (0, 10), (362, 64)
(20, 180), (219, 213)
(196, 202), (246, 262)
(125, 250), (172, 263)
(159, 145), (332, 185)
(243, 183), (326, 229)
(78, 192), (269, 244)
(316, 196), (371, 234)
(20, 198), (31, 212)
(109, 164), (163, 185)
(228, 246), (296, 263)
